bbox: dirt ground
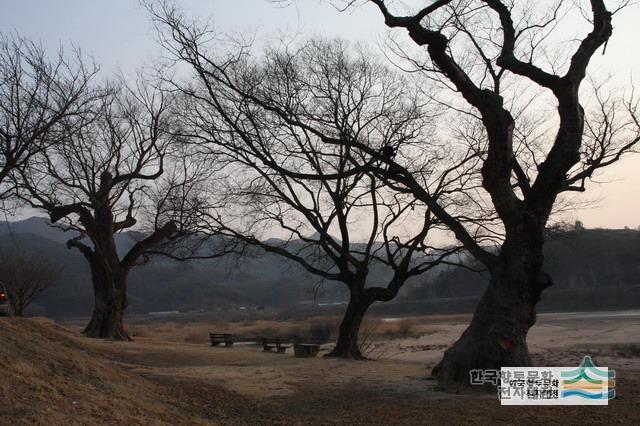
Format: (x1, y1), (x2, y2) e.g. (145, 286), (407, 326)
(2, 312), (640, 425)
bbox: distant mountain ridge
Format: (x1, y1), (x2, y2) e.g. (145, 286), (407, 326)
(0, 216), (351, 318)
(4, 217), (637, 318)
(0, 216), (137, 251)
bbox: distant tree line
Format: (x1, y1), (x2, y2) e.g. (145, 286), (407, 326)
(407, 226), (640, 303)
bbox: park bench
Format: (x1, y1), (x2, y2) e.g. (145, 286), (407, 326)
(209, 333), (234, 347)
(293, 342), (321, 358)
(261, 337), (291, 353)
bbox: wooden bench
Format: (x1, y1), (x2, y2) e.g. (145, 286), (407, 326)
(209, 333), (233, 347)
(294, 343), (321, 358)
(261, 337), (291, 353)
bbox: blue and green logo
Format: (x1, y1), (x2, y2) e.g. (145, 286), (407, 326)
(560, 356), (615, 400)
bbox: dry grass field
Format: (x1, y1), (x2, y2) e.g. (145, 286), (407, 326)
(2, 312), (640, 424)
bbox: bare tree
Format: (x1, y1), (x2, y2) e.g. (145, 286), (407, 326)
(0, 247), (61, 316)
(322, 0), (640, 388)
(150, 5), (470, 358)
(0, 33), (97, 208)
(18, 79), (181, 340)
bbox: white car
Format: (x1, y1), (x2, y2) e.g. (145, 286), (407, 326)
(0, 287), (9, 316)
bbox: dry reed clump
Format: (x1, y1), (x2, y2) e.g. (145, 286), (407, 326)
(127, 315), (425, 346)
(357, 318), (427, 359)
(228, 316), (422, 342)
(285, 316), (339, 342)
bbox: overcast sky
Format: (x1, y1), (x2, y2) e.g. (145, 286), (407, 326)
(1, 0), (639, 229)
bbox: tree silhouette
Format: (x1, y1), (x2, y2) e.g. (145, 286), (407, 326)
(150, 4), (468, 357)
(332, 0), (640, 388)
(19, 80), (181, 340)
(0, 247), (61, 316)
(0, 33), (97, 210)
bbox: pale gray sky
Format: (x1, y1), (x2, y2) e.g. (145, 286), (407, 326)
(1, 0), (639, 229)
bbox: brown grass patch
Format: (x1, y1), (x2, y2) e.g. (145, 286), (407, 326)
(0, 317), (211, 425)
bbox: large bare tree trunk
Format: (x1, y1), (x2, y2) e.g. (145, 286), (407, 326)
(432, 238), (551, 390)
(71, 202), (175, 341)
(83, 256), (130, 341)
(326, 287), (373, 360)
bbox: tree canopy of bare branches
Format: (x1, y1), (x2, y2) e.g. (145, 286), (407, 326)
(0, 33), (97, 208)
(321, 0), (640, 388)
(150, 3), (474, 357)
(0, 247), (61, 316)
(18, 78), (181, 340)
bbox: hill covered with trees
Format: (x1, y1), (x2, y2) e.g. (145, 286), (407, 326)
(394, 224), (640, 314)
(3, 218), (639, 318)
